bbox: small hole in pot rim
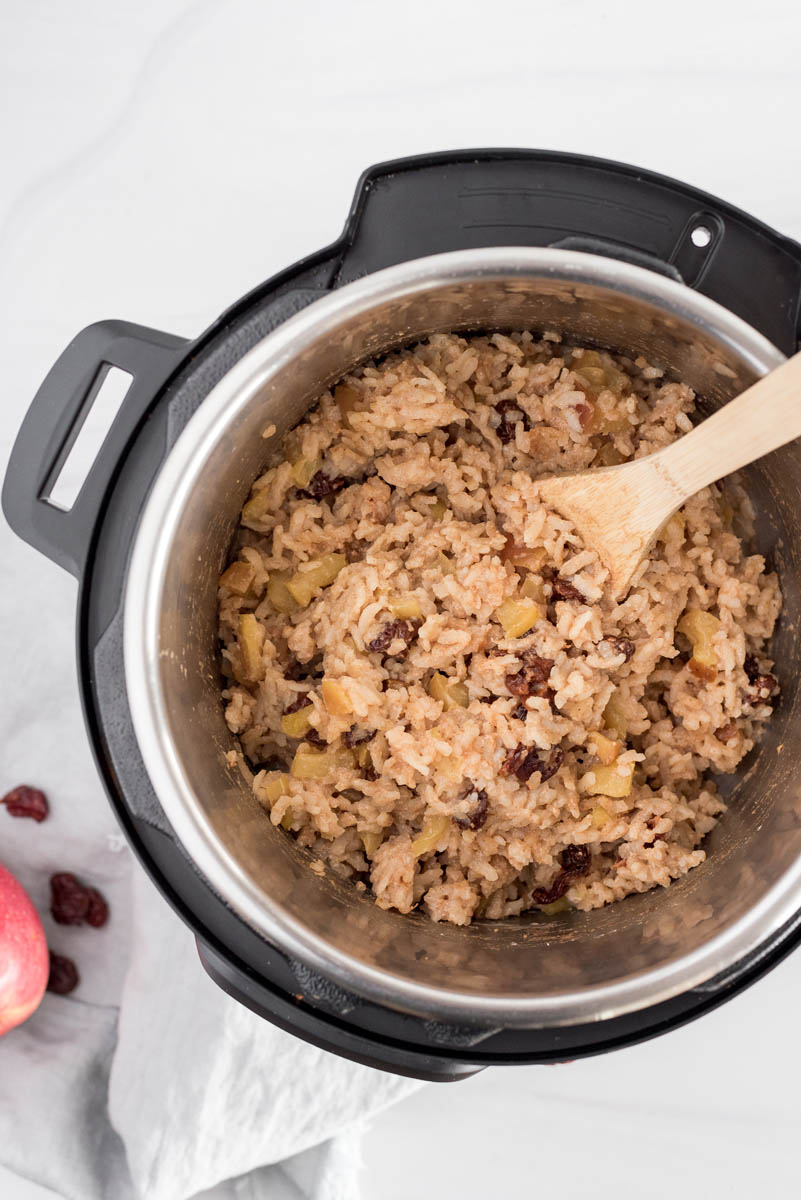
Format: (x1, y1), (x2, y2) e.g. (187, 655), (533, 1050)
(691, 225), (713, 248)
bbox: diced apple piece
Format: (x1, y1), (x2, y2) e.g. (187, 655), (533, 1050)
(334, 384), (361, 424)
(355, 743), (373, 770)
(428, 673), (469, 710)
(677, 608), (721, 679)
(220, 560), (256, 595)
(281, 705), (315, 739)
(360, 831), (384, 858)
(602, 692), (628, 739)
(261, 771), (290, 805)
(287, 553), (347, 607)
(519, 575), (545, 602)
(289, 456), (320, 488)
(242, 488), (272, 523)
(538, 897), (570, 915)
(502, 537), (547, 572)
(494, 596), (542, 637)
(321, 678), (352, 716)
(587, 731), (621, 766)
(411, 813), (451, 857)
(389, 595), (422, 620)
(290, 742), (354, 779)
(586, 761), (634, 798)
(267, 569), (299, 615)
(238, 614), (265, 682)
(590, 804), (611, 829)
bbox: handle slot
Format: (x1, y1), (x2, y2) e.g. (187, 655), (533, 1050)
(44, 364), (133, 511)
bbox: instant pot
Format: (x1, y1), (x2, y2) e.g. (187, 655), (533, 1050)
(5, 150), (801, 1081)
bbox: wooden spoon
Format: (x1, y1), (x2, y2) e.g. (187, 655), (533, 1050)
(537, 351), (801, 598)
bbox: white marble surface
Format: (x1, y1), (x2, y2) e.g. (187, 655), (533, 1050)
(2, 1), (801, 1196)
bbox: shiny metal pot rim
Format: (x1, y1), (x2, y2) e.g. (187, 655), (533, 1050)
(124, 247), (794, 1026)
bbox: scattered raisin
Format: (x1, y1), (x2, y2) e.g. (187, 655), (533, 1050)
(604, 636), (635, 662)
(743, 655), (778, 699)
(85, 888), (109, 928)
(367, 619), (422, 655)
(50, 873), (109, 930)
(454, 786), (489, 830)
(305, 729), (326, 747)
(743, 654), (760, 682)
(531, 843), (591, 906)
(715, 721), (738, 744)
(50, 873), (90, 925)
(494, 398), (530, 444)
(561, 844), (591, 875)
(1, 785), (49, 822)
(343, 726), (376, 749)
(284, 693), (311, 714)
(297, 471), (348, 500)
(505, 653), (554, 700)
(47, 953), (79, 996)
(284, 659), (307, 682)
(511, 702), (528, 721)
(752, 674), (778, 701)
(501, 745), (564, 784)
(363, 765), (379, 782)
(550, 576), (584, 602)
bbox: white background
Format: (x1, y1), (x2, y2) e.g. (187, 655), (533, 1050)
(2, 1), (800, 1197)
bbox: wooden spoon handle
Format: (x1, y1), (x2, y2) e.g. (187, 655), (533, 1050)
(657, 349), (801, 500)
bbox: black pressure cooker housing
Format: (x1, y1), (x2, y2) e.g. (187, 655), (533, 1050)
(5, 150), (801, 1080)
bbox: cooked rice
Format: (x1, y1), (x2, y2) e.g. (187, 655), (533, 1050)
(217, 332), (781, 925)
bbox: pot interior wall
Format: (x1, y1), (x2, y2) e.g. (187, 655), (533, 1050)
(153, 272), (801, 1016)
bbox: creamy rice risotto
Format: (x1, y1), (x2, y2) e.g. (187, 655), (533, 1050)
(218, 332), (781, 925)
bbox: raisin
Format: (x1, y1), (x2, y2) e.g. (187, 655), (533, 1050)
(494, 398), (529, 444)
(1, 785), (49, 822)
(604, 636), (635, 662)
(50, 873), (90, 925)
(343, 726), (376, 749)
(367, 619), (422, 655)
(753, 675), (778, 700)
(715, 721), (738, 744)
(284, 659), (307, 682)
(561, 844), (591, 875)
(743, 655), (778, 700)
(305, 729), (326, 747)
(454, 786), (489, 830)
(363, 765), (379, 782)
(47, 953), (79, 995)
(511, 703), (528, 721)
(85, 888), (109, 928)
(505, 653), (554, 699)
(550, 576), (584, 602)
(284, 693), (311, 714)
(531, 843), (591, 906)
(501, 745), (563, 784)
(297, 471), (348, 500)
(743, 653), (760, 682)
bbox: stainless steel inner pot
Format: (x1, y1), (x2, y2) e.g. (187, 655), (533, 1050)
(124, 247), (801, 1027)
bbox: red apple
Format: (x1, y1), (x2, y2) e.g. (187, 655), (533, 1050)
(0, 862), (49, 1036)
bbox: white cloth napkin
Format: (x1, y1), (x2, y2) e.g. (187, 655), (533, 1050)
(0, 526), (421, 1200)
(0, 845), (421, 1200)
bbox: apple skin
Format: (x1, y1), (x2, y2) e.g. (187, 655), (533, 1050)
(0, 862), (49, 1037)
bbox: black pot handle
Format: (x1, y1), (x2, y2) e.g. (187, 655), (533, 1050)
(334, 149), (801, 355)
(2, 320), (188, 578)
